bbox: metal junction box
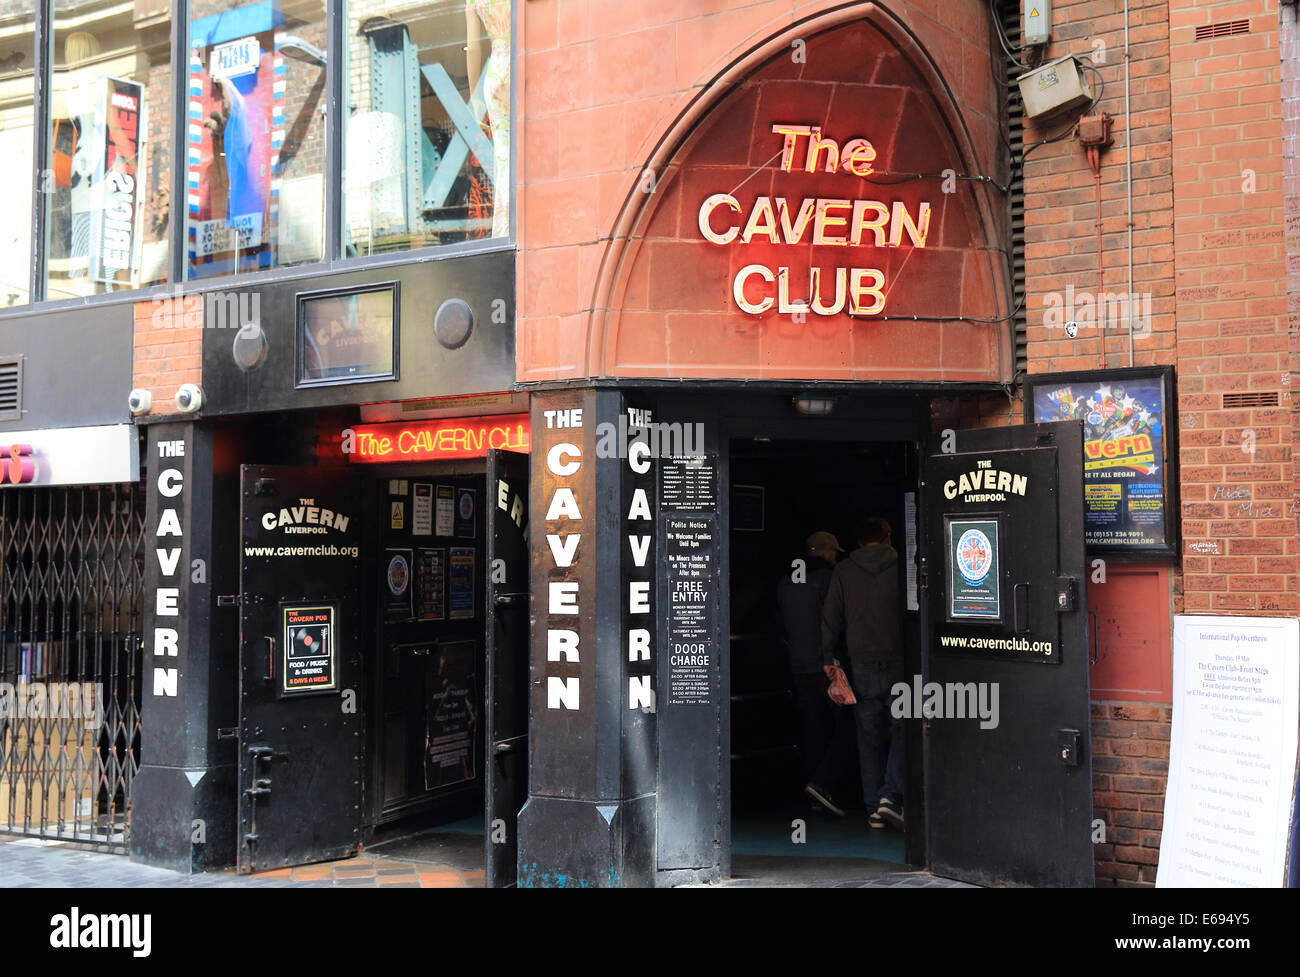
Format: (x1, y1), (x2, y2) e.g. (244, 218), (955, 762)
(1017, 54), (1092, 121)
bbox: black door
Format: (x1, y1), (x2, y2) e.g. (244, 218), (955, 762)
(919, 422), (1092, 887)
(484, 448), (529, 887)
(237, 465), (365, 874)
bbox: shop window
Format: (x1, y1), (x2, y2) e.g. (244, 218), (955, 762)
(43, 2), (171, 298)
(343, 0), (511, 256)
(0, 2), (34, 307)
(186, 0), (327, 280)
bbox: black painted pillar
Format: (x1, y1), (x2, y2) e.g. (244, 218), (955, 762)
(130, 421), (240, 872)
(518, 388), (658, 887)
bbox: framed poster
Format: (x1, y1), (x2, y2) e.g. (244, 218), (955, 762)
(424, 640), (479, 791)
(281, 605), (336, 696)
(945, 515), (1003, 622)
(454, 487), (476, 539)
(1025, 365), (1178, 557)
(384, 548), (413, 622)
(417, 547), (446, 621)
(448, 547), (475, 619)
(297, 281), (399, 387)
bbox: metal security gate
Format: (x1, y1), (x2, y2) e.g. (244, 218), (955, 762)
(0, 484), (145, 851)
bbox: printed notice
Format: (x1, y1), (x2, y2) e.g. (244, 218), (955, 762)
(1157, 616), (1299, 888)
(412, 482), (433, 536)
(660, 455), (717, 511)
(435, 485), (455, 536)
(665, 516), (715, 705)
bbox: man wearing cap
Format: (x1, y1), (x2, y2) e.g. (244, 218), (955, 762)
(778, 530), (851, 815)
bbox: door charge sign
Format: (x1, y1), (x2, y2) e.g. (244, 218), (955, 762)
(282, 605), (337, 695)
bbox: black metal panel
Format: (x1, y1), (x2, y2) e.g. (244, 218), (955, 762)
(485, 447), (528, 888)
(236, 464), (364, 873)
(0, 303), (135, 433)
(200, 250), (515, 416)
(0, 482), (145, 851)
(920, 421), (1093, 887)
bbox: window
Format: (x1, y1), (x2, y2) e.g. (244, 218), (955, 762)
(187, 0), (327, 279)
(0, 1), (34, 307)
(7, 0), (512, 308)
(344, 0), (511, 255)
(44, 0), (172, 298)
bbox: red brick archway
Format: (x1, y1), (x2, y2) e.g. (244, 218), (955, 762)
(586, 4), (1013, 382)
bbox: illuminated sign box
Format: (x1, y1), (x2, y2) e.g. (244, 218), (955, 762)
(347, 415), (531, 462)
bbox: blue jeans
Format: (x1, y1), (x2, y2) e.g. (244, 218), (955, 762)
(849, 661), (906, 809)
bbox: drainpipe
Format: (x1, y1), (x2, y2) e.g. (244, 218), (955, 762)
(1125, 0), (1135, 365)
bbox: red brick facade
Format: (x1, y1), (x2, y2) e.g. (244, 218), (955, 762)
(517, 0), (1295, 887)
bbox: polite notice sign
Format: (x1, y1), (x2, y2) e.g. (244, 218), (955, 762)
(282, 605), (336, 695)
(1157, 616), (1299, 887)
(665, 517), (715, 705)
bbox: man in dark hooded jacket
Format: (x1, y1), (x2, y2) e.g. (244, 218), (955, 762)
(821, 516), (905, 830)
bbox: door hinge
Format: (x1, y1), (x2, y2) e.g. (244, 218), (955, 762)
(217, 594), (240, 607)
(217, 727), (238, 740)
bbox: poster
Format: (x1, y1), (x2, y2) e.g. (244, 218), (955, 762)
(424, 641), (478, 791)
(384, 548), (413, 622)
(281, 605), (335, 695)
(1157, 617), (1299, 887)
(448, 547), (475, 619)
(417, 547), (445, 621)
(1029, 368), (1174, 552)
(413, 482), (433, 536)
(455, 488), (476, 539)
(435, 485), (455, 536)
(89, 77), (145, 286)
(947, 517), (1001, 620)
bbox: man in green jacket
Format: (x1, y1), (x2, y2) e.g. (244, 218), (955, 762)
(821, 516), (905, 830)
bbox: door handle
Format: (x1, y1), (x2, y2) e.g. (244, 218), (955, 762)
(263, 636), (276, 683)
(493, 734), (527, 754)
(1013, 583), (1030, 634)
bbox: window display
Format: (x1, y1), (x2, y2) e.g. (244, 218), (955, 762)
(0, 1), (34, 306)
(344, 0), (512, 255)
(44, 4), (172, 297)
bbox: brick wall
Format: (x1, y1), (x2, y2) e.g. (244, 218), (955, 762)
(132, 297), (202, 413)
(1019, 0), (1293, 886)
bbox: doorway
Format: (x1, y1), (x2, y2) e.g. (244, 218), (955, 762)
(364, 464), (488, 865)
(726, 436), (922, 882)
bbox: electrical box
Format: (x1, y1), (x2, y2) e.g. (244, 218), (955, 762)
(1017, 55), (1092, 121)
(1023, 0), (1051, 46)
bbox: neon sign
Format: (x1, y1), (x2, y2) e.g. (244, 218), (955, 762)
(698, 123), (932, 318)
(0, 444), (35, 484)
(346, 415), (531, 462)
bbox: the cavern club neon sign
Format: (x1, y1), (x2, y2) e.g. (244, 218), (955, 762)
(345, 415), (531, 462)
(697, 124), (932, 318)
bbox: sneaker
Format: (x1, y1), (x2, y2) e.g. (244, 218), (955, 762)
(875, 797), (904, 831)
(867, 811), (886, 829)
(804, 783), (846, 817)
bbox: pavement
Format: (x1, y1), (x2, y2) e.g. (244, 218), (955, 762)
(0, 821), (971, 888)
(0, 830), (485, 888)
